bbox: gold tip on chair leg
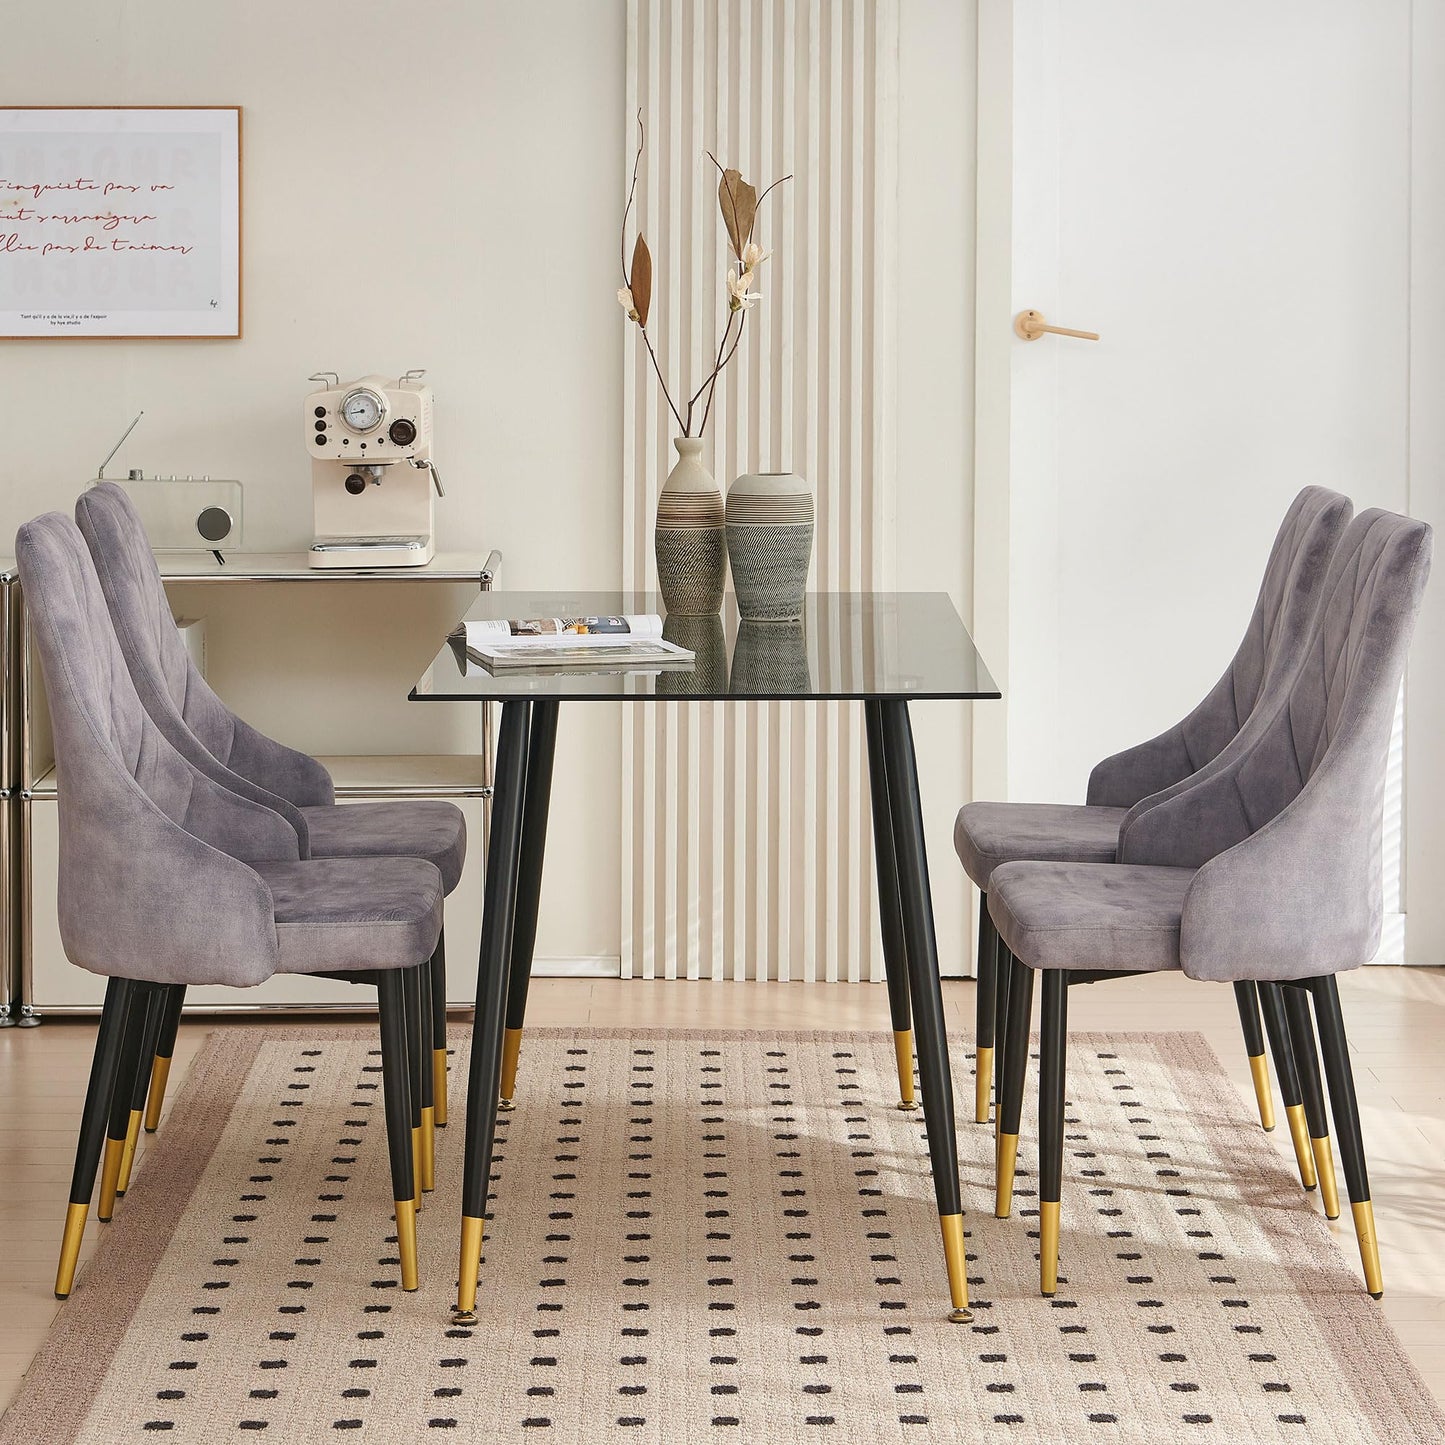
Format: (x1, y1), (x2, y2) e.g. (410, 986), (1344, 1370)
(394, 1198), (419, 1291)
(115, 1109), (143, 1197)
(939, 1213), (972, 1323)
(432, 1048), (449, 1128)
(974, 1045), (994, 1124)
(143, 1053), (173, 1133)
(420, 1106), (436, 1193)
(893, 1030), (918, 1111)
(1040, 1200), (1061, 1296)
(97, 1137), (125, 1222)
(55, 1201), (89, 1299)
(1311, 1136), (1340, 1220)
(498, 1027), (523, 1111)
(1284, 1104), (1318, 1190)
(1247, 1053), (1275, 1132)
(453, 1214), (485, 1322)
(995, 1133), (1019, 1218)
(1352, 1200), (1384, 1299)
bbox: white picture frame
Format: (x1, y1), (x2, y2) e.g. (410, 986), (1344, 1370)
(0, 106), (241, 338)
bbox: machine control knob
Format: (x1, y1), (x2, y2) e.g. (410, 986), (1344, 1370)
(345, 473), (368, 495)
(388, 418), (417, 446)
(197, 506), (233, 543)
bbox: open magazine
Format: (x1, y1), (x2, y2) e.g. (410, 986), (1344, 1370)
(451, 614), (695, 672)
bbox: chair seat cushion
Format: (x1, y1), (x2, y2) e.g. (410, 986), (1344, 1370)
(256, 857), (444, 975)
(954, 802), (1126, 889)
(988, 860), (1196, 974)
(303, 800), (466, 894)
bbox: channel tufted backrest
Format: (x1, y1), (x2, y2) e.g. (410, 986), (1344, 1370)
(75, 482), (334, 812)
(1087, 486), (1351, 808)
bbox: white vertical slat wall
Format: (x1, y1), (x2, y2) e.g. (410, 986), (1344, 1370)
(622, 0), (899, 982)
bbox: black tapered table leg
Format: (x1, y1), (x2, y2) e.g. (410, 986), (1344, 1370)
(974, 897), (999, 1124)
(143, 984), (187, 1133)
(1258, 982), (1318, 1191)
(456, 698), (532, 1323)
(877, 699), (971, 1322)
(995, 953), (1034, 1218)
(377, 969), (418, 1290)
(430, 930), (449, 1127)
(499, 698), (559, 1110)
(116, 984), (166, 1197)
(1232, 981), (1275, 1132)
(56, 976), (133, 1298)
(1037, 969), (1068, 1296)
(98, 983), (150, 1221)
(864, 699), (916, 1112)
(1282, 983), (1339, 1219)
(1309, 976), (1382, 1298)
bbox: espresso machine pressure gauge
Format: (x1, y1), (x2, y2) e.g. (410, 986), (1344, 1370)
(340, 386), (386, 432)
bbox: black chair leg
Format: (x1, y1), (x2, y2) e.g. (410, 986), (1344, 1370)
(98, 984), (151, 1222)
(403, 963), (425, 1211)
(1038, 969), (1068, 1297)
(56, 977), (134, 1298)
(377, 969), (419, 1291)
(143, 984), (187, 1133)
(995, 952), (1035, 1218)
(116, 985), (166, 1197)
(974, 894), (998, 1123)
(1281, 983), (1340, 1219)
(864, 699), (916, 1111)
(430, 930), (449, 1128)
(993, 933), (1011, 1141)
(1310, 976), (1383, 1298)
(418, 958), (436, 1193)
(1257, 982), (1318, 1191)
(1232, 981), (1275, 1132)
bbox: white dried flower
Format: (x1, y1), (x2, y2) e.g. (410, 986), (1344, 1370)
(742, 242), (770, 271)
(617, 286), (641, 322)
(727, 268), (761, 311)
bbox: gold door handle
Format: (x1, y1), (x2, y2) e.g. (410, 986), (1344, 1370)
(1014, 309), (1099, 342)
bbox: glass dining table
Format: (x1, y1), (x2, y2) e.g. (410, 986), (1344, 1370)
(410, 592), (1000, 1325)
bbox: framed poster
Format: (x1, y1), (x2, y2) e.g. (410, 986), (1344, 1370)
(0, 107), (241, 338)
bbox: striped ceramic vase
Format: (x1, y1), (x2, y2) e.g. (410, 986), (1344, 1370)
(724, 471), (814, 622)
(655, 438), (727, 616)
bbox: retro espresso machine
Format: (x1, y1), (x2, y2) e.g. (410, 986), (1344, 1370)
(305, 369), (444, 567)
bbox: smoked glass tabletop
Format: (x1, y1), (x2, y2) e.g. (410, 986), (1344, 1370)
(409, 592), (1000, 703)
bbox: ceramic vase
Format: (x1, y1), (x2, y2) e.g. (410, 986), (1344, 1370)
(657, 613), (729, 696)
(655, 438), (726, 616)
(724, 471), (814, 622)
(729, 620), (811, 695)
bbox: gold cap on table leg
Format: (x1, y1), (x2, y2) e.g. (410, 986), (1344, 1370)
(55, 1201), (89, 1299)
(995, 1133), (1019, 1218)
(432, 1048), (449, 1128)
(421, 1106), (436, 1193)
(893, 1030), (918, 1111)
(97, 1136), (125, 1221)
(1247, 1053), (1275, 1132)
(498, 1027), (523, 1112)
(939, 1213), (972, 1323)
(394, 1198), (419, 1291)
(453, 1214), (485, 1323)
(974, 1045), (994, 1124)
(143, 1053), (173, 1133)
(1040, 1200), (1061, 1296)
(1284, 1103), (1318, 1190)
(116, 1109), (143, 1196)
(1311, 1136), (1340, 1220)
(1352, 1200), (1384, 1299)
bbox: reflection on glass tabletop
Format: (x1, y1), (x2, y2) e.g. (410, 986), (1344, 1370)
(410, 592), (1000, 702)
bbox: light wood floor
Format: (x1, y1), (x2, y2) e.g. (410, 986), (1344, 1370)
(2, 968), (1443, 1415)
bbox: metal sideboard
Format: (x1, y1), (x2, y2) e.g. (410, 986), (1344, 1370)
(5, 548), (498, 1022)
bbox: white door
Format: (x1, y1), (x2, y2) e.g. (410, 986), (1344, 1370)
(973, 0), (1421, 960)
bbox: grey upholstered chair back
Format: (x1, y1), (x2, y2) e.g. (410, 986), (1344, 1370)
(1119, 508), (1432, 981)
(75, 481), (334, 813)
(16, 513), (297, 987)
(1087, 486), (1351, 808)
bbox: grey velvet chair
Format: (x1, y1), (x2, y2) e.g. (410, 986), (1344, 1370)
(16, 513), (442, 1300)
(955, 486), (1351, 1189)
(986, 508), (1431, 1300)
(74, 481), (465, 1187)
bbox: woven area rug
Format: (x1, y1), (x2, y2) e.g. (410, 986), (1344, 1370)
(2, 1026), (1440, 1445)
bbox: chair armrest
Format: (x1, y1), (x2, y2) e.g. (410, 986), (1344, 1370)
(226, 716), (336, 807)
(1086, 723), (1196, 807)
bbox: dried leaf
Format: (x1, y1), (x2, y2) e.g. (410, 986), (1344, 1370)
(717, 168), (758, 263)
(630, 233), (653, 327)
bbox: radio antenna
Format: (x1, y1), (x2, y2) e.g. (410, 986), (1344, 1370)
(97, 411), (145, 481)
